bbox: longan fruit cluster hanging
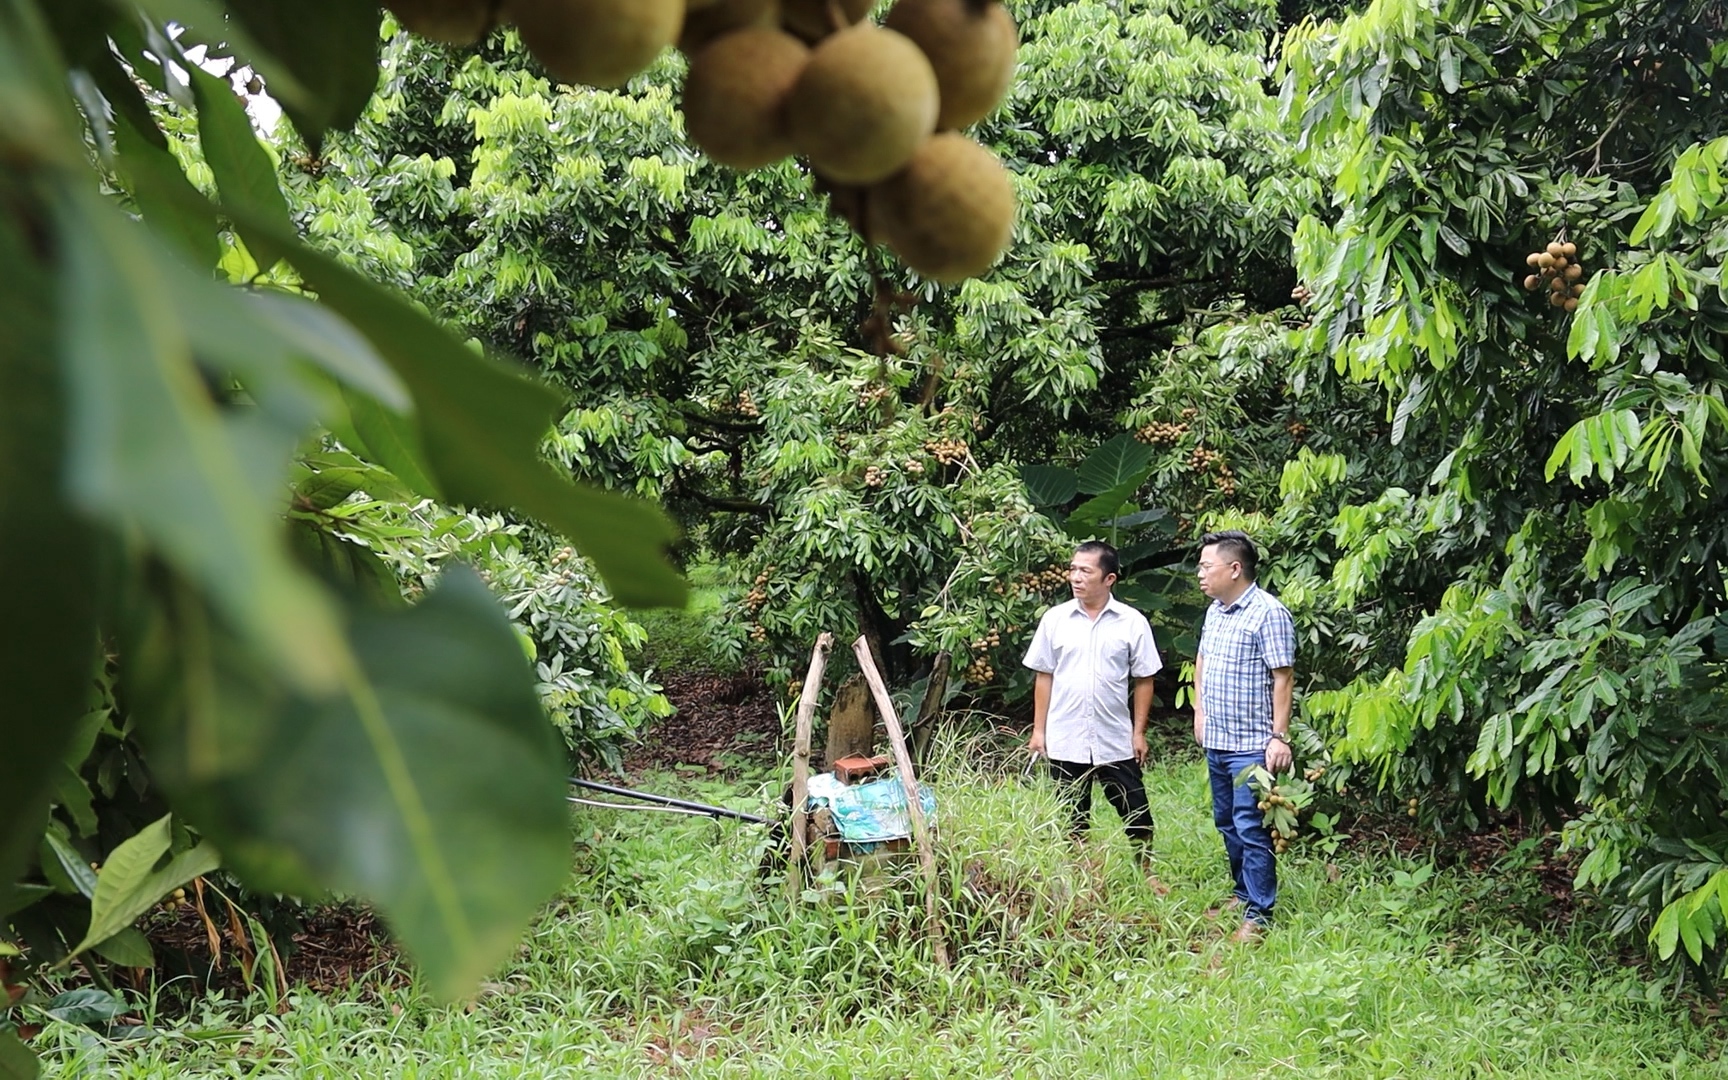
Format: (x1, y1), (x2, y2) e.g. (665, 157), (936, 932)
(384, 0), (1020, 284)
(1135, 420), (1188, 446)
(1521, 239), (1586, 312)
(922, 437), (969, 465)
(963, 630), (999, 683)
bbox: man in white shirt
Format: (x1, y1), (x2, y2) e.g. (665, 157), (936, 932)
(1023, 541), (1164, 878)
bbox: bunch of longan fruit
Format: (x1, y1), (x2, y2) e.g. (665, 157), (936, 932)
(962, 655), (996, 683)
(1134, 419), (1188, 446)
(386, 0), (1020, 283)
(1522, 240), (1586, 312)
(922, 437), (970, 465)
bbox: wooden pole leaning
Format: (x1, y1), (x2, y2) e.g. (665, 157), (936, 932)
(851, 636), (950, 969)
(787, 632), (834, 901)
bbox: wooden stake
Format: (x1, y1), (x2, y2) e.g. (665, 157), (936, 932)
(852, 635), (950, 969)
(909, 650), (952, 765)
(787, 633), (834, 901)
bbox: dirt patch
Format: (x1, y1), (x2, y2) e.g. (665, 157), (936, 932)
(1341, 811), (1587, 928)
(145, 898), (403, 1007)
(623, 669), (783, 774)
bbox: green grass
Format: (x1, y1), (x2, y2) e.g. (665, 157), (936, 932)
(37, 733), (1727, 1078)
(630, 561), (753, 676)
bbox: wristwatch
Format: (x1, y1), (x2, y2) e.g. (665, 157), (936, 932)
(1267, 731), (1290, 745)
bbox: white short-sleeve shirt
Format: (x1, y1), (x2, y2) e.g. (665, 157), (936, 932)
(1022, 596), (1163, 765)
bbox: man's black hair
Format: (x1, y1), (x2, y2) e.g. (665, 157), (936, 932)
(1074, 540), (1120, 579)
(1199, 530), (1259, 580)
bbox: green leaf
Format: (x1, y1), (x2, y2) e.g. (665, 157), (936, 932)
(238, 293), (411, 412)
(296, 467), (368, 511)
(280, 241), (685, 607)
(1068, 469), (1154, 532)
(225, 0), (383, 151)
(1101, 508), (1169, 529)
(0, 0), (87, 167)
(114, 117), (220, 270)
(121, 0), (313, 108)
(41, 828), (98, 898)
(145, 568), (570, 999)
(70, 815), (220, 956)
(1075, 434), (1155, 495)
(1679, 905), (1704, 964)
(1652, 900), (1681, 959)
(1, 884), (53, 919)
(91, 926), (155, 969)
(188, 64), (291, 268)
(0, 186), (100, 894)
(341, 388), (441, 499)
(1437, 42), (1459, 93)
(51, 762), (96, 836)
(289, 520), (403, 605)
(0, 1028), (38, 1080)
(55, 188), (348, 692)
(1019, 464), (1079, 507)
(40, 987), (128, 1025)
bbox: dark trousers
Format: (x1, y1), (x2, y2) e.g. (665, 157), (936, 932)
(1207, 749), (1277, 924)
(1049, 757), (1154, 846)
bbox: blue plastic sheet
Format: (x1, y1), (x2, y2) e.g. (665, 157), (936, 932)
(805, 771), (937, 844)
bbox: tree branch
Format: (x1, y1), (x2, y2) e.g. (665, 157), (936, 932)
(677, 406), (764, 435)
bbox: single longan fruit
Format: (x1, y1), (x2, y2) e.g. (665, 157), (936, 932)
(682, 28), (810, 168)
(1537, 252), (1555, 268)
(1561, 241), (1577, 257)
(787, 25), (939, 184)
(1564, 297), (1579, 312)
(1549, 292), (1566, 307)
(1552, 255), (1568, 270)
(869, 132), (1016, 282)
(884, 0), (1018, 130)
(678, 0), (778, 53)
(1571, 283), (1585, 297)
(1564, 263), (1583, 281)
(384, 0), (496, 44)
(508, 0), (681, 88)
(780, 0), (874, 42)
(1522, 274), (1540, 291)
(1550, 276), (1567, 292)
(1525, 252), (1541, 267)
(1546, 241), (1565, 257)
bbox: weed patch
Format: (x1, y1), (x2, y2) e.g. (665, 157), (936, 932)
(32, 736), (1728, 1078)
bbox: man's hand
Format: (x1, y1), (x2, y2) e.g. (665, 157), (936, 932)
(1133, 731), (1149, 764)
(1192, 712), (1204, 745)
(1027, 731), (1046, 758)
(1265, 736), (1293, 774)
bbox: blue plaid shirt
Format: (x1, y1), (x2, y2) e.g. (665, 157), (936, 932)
(1198, 583), (1295, 753)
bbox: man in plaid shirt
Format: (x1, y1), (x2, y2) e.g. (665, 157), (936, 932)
(1193, 530), (1295, 942)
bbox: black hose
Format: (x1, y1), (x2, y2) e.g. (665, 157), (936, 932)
(567, 776), (774, 827)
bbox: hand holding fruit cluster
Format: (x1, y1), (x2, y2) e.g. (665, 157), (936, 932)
(1521, 239), (1586, 312)
(1250, 769), (1314, 855)
(385, 0), (1019, 283)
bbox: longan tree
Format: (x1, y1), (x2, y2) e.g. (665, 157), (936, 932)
(0, 0), (1031, 1063)
(284, 0), (1316, 690)
(1282, 0), (1728, 978)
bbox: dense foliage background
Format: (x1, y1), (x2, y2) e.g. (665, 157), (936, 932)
(7, 0), (1728, 1070)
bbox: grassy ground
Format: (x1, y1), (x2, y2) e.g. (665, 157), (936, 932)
(629, 562), (752, 676)
(38, 734), (1726, 1078)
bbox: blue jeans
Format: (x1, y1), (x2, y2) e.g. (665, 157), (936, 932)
(1207, 749), (1277, 925)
